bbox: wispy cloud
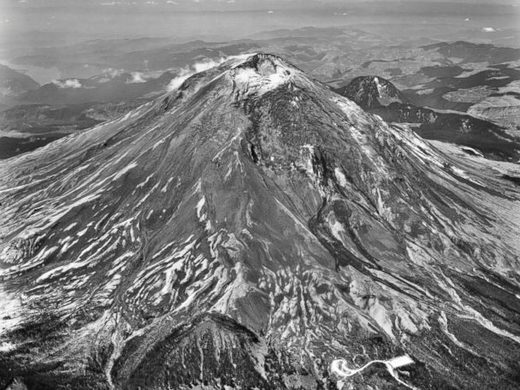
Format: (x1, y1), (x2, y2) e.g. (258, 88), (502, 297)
(167, 54), (251, 92)
(167, 58), (222, 91)
(53, 79), (82, 88)
(127, 71), (147, 83)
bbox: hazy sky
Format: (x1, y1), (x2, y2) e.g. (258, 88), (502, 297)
(0, 0), (518, 82)
(1, 0), (518, 53)
(3, 0), (520, 9)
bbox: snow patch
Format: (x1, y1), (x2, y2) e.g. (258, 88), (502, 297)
(113, 162), (138, 180)
(334, 167), (348, 187)
(331, 355), (416, 389)
(196, 196), (206, 220)
(0, 341), (17, 352)
(0, 286), (23, 337)
(374, 76), (383, 96)
(232, 57), (294, 95)
(161, 177), (174, 193)
(64, 222), (78, 232)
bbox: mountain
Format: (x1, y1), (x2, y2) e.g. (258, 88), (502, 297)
(1, 54), (520, 390)
(335, 75), (406, 108)
(336, 76), (520, 161)
(20, 71), (175, 106)
(0, 65), (40, 106)
(0, 65), (39, 96)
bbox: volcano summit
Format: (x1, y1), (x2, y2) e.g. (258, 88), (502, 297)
(1, 54), (520, 389)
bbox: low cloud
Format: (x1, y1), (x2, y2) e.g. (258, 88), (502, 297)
(104, 68), (125, 78)
(167, 67), (193, 92)
(127, 72), (147, 84)
(167, 55), (251, 92)
(94, 68), (125, 83)
(53, 79), (82, 88)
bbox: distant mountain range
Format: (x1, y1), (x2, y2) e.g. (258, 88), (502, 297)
(21, 71), (175, 105)
(0, 65), (40, 106)
(2, 38), (519, 163)
(336, 75), (520, 162)
(0, 67), (175, 159)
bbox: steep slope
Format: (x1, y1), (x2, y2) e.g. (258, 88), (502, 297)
(0, 65), (40, 97)
(1, 54), (520, 390)
(334, 75), (405, 108)
(0, 65), (40, 109)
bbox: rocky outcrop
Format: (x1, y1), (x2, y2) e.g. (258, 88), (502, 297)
(334, 75), (405, 109)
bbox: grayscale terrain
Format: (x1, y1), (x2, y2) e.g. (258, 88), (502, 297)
(0, 1), (519, 389)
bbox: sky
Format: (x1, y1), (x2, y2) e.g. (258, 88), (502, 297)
(3, 0), (520, 9)
(1, 0), (519, 52)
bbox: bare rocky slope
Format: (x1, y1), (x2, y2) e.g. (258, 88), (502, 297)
(1, 54), (520, 389)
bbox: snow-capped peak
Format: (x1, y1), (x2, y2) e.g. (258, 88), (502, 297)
(229, 53), (296, 96)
